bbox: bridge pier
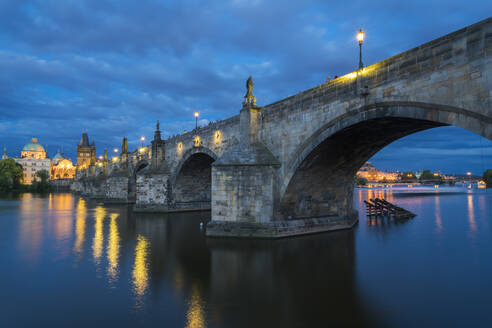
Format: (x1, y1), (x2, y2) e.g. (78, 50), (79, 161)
(206, 142), (280, 236)
(206, 89), (358, 238)
(133, 166), (171, 212)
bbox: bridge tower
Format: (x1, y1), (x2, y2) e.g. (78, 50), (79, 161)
(134, 120), (171, 212)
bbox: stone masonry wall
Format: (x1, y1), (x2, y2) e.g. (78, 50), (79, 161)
(105, 176), (129, 201)
(212, 165), (277, 223)
(136, 174), (169, 206)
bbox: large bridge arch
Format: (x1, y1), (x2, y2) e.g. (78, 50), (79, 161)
(277, 102), (492, 221)
(171, 146), (218, 210)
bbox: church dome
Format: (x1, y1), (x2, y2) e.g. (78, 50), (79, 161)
(22, 137), (45, 152)
(53, 151), (65, 160)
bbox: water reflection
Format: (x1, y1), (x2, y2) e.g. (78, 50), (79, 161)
(467, 194), (477, 233)
(186, 286), (206, 328)
(18, 194), (43, 262)
(106, 213), (120, 284)
(132, 234), (149, 302)
(92, 206), (106, 265)
(73, 198), (87, 256)
(7, 191), (492, 327)
(49, 193), (74, 211)
(435, 196), (442, 232)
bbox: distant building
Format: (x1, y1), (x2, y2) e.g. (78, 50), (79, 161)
(2, 147), (7, 160)
(50, 151), (76, 180)
(77, 133), (96, 170)
(357, 162), (398, 182)
(15, 137), (51, 184)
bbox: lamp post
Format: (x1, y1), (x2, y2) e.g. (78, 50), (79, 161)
(357, 29), (365, 70)
(140, 136), (145, 147)
(194, 112), (199, 129)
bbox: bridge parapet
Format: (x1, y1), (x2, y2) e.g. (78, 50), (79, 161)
(165, 115), (240, 173)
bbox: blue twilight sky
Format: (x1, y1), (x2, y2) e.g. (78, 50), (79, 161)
(0, 0), (491, 175)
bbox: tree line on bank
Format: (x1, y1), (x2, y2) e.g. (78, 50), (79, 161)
(0, 158), (51, 193)
(356, 169), (492, 188)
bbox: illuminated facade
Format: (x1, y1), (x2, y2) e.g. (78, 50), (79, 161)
(15, 137), (51, 184)
(51, 151), (76, 180)
(357, 162), (398, 182)
(77, 133), (96, 170)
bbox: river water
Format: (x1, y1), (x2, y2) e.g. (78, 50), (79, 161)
(1, 187), (491, 327)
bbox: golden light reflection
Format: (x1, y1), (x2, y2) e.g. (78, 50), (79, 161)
(467, 194), (476, 232)
(73, 198), (87, 256)
(107, 213), (120, 282)
(18, 193), (43, 262)
(53, 195), (75, 258)
(50, 193), (74, 211)
(186, 286), (206, 328)
(434, 196), (442, 232)
(177, 142), (183, 154)
(132, 235), (150, 297)
(92, 206), (106, 264)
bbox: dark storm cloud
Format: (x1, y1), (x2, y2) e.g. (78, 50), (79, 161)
(0, 0), (491, 173)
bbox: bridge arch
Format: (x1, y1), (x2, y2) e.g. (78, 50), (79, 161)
(171, 146), (218, 209)
(133, 159), (150, 176)
(278, 102), (492, 220)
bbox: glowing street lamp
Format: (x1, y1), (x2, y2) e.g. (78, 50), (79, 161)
(140, 136), (145, 147)
(357, 29), (365, 70)
(114, 148), (118, 154)
(98, 155), (103, 160)
(194, 111), (199, 129)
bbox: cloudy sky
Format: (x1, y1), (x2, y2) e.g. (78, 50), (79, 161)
(0, 0), (490, 174)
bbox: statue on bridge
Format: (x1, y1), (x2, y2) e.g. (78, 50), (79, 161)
(243, 76), (257, 107)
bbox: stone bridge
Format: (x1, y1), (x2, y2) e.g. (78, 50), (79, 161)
(73, 17), (492, 238)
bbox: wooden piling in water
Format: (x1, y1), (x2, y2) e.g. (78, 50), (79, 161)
(364, 198), (416, 220)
